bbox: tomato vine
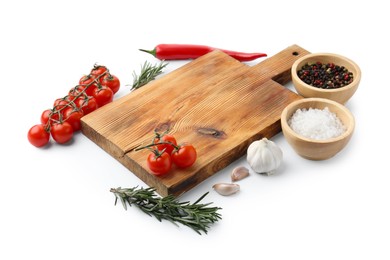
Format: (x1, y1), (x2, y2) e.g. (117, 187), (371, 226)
(135, 131), (197, 176)
(28, 64), (121, 147)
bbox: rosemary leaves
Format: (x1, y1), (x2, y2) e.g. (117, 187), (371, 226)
(131, 61), (168, 90)
(110, 186), (222, 234)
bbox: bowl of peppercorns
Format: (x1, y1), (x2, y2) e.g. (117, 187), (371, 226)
(291, 53), (361, 104)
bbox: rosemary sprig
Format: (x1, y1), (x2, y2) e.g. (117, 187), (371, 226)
(131, 61), (168, 90)
(110, 186), (222, 235)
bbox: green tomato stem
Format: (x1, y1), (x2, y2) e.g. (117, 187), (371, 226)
(134, 141), (180, 152)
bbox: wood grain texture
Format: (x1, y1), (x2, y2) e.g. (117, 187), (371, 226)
(81, 44), (310, 196)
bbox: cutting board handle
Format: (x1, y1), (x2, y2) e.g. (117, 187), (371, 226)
(251, 44), (310, 85)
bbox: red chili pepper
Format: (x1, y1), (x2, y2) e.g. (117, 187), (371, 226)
(139, 44), (267, 62)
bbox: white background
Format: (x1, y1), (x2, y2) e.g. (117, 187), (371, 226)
(1, 0), (389, 259)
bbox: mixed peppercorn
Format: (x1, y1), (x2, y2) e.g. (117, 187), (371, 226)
(297, 62), (353, 89)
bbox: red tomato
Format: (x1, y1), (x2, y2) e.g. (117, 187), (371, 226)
(41, 109), (60, 126)
(79, 75), (98, 96)
(90, 65), (108, 77)
(154, 134), (177, 155)
(147, 151), (172, 176)
(41, 109), (51, 125)
(53, 98), (69, 110)
(100, 74), (120, 94)
(28, 124), (50, 147)
(171, 143), (197, 168)
(75, 96), (98, 115)
(68, 85), (85, 100)
(93, 86), (114, 107)
(50, 122), (74, 144)
(63, 108), (84, 131)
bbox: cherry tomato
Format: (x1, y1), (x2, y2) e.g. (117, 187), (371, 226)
(53, 98), (69, 111)
(100, 74), (120, 94)
(93, 86), (114, 107)
(41, 109), (54, 124)
(41, 109), (51, 125)
(68, 85), (85, 100)
(147, 151), (172, 176)
(171, 143), (197, 168)
(90, 65), (108, 77)
(79, 75), (98, 96)
(75, 96), (98, 115)
(154, 134), (177, 155)
(63, 108), (84, 131)
(50, 122), (74, 144)
(41, 109), (61, 126)
(28, 124), (50, 147)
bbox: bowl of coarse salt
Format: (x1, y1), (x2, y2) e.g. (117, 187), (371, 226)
(281, 98), (355, 160)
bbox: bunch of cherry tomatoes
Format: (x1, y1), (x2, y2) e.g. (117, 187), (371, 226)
(28, 64), (120, 147)
(136, 131), (197, 176)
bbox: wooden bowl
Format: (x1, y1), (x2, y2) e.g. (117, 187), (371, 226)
(291, 53), (361, 104)
(281, 98), (355, 160)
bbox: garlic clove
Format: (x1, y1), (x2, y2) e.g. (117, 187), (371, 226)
(212, 183), (240, 196)
(231, 166), (250, 182)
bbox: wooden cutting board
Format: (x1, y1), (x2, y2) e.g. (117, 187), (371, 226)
(81, 44), (310, 196)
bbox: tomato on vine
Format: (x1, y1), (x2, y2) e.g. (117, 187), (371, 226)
(53, 98), (69, 111)
(147, 150), (172, 176)
(28, 64), (119, 148)
(41, 109), (58, 125)
(63, 108), (84, 131)
(90, 65), (108, 77)
(136, 131), (197, 175)
(75, 96), (98, 115)
(171, 143), (197, 168)
(50, 122), (74, 144)
(100, 74), (120, 94)
(28, 124), (50, 147)
(93, 86), (114, 107)
(79, 75), (98, 96)
(68, 85), (85, 100)
(40, 109), (51, 125)
(154, 134), (177, 155)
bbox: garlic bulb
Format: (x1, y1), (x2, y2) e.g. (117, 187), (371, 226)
(231, 166), (250, 182)
(212, 183), (240, 196)
(246, 137), (283, 175)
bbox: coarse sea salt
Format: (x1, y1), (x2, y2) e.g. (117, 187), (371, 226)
(288, 107), (346, 140)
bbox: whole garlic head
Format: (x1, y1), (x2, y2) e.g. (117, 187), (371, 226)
(247, 137), (283, 175)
